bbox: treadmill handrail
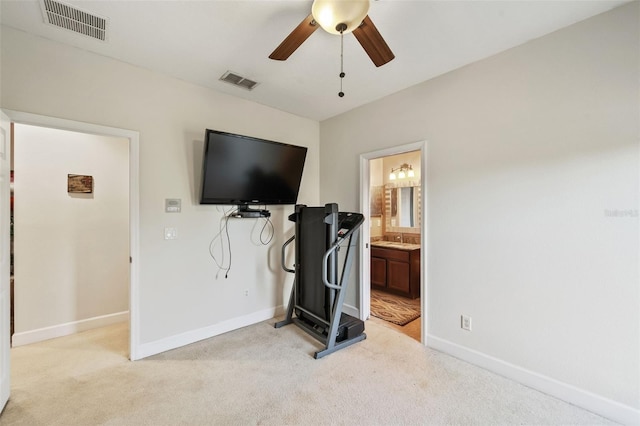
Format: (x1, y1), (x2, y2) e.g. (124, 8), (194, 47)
(281, 235), (296, 273)
(322, 241), (343, 290)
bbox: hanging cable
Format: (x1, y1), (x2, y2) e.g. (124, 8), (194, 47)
(260, 217), (274, 245)
(258, 205), (275, 245)
(208, 206), (237, 279)
(224, 211), (232, 278)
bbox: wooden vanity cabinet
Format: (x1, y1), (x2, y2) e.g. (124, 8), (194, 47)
(370, 257), (387, 287)
(371, 246), (420, 299)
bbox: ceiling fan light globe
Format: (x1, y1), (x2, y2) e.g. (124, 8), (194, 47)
(311, 0), (369, 35)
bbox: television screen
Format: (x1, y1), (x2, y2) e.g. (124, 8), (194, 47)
(199, 129), (307, 206)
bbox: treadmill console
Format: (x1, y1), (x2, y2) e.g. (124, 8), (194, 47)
(337, 212), (364, 239)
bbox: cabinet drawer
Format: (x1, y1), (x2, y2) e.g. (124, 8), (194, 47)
(371, 247), (409, 262)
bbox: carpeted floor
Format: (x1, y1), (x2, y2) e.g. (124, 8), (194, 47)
(0, 320), (617, 425)
(370, 289), (421, 326)
(370, 316), (421, 342)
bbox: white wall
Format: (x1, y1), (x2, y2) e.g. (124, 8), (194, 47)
(13, 124), (129, 343)
(370, 158), (383, 187)
(0, 26), (320, 354)
(1, 3), (637, 422)
(320, 3), (638, 423)
(369, 158), (383, 238)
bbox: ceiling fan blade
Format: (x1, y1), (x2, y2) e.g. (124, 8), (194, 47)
(269, 14), (318, 61)
(352, 15), (395, 67)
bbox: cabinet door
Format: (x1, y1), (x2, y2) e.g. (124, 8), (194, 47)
(387, 260), (410, 293)
(370, 257), (387, 287)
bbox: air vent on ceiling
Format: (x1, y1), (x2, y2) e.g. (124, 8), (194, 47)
(40, 0), (107, 41)
(220, 71), (259, 91)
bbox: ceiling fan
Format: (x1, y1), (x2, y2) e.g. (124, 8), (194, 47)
(269, 0), (395, 68)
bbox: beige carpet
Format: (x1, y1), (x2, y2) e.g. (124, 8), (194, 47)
(370, 289), (421, 326)
(0, 320), (616, 425)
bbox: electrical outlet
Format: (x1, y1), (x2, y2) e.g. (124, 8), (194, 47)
(164, 227), (178, 240)
(244, 290), (249, 296)
(461, 315), (472, 331)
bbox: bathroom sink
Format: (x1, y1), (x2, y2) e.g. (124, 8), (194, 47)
(370, 240), (420, 250)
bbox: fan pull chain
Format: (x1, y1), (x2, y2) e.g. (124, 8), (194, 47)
(338, 27), (345, 98)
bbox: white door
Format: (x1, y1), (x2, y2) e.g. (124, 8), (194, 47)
(0, 112), (11, 412)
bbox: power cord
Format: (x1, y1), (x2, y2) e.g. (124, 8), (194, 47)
(259, 205), (274, 245)
(208, 206), (237, 279)
(224, 210), (232, 278)
(208, 205), (275, 278)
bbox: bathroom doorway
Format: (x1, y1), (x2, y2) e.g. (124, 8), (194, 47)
(359, 141), (426, 344)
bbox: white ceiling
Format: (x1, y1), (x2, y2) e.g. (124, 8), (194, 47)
(0, 0), (628, 121)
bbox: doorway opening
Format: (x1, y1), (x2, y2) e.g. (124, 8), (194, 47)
(359, 141), (427, 344)
(3, 110), (140, 360)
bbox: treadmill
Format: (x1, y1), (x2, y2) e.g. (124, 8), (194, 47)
(275, 203), (366, 359)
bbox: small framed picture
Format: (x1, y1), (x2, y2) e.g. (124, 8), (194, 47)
(68, 174), (93, 193)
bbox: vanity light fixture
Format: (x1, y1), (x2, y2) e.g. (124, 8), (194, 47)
(389, 163), (415, 180)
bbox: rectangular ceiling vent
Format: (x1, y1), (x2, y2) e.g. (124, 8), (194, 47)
(40, 0), (107, 41)
(220, 71), (259, 91)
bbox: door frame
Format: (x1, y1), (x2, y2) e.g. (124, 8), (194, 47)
(359, 140), (427, 345)
(2, 110), (141, 360)
(0, 112), (12, 412)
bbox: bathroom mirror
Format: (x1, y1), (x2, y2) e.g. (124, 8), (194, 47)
(385, 185), (421, 232)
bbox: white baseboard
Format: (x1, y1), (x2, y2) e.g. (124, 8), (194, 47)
(136, 306), (283, 359)
(12, 311), (129, 347)
(342, 303), (359, 318)
(427, 335), (639, 426)
(136, 303), (360, 360)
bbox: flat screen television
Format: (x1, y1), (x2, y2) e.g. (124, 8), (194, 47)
(199, 129), (307, 212)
